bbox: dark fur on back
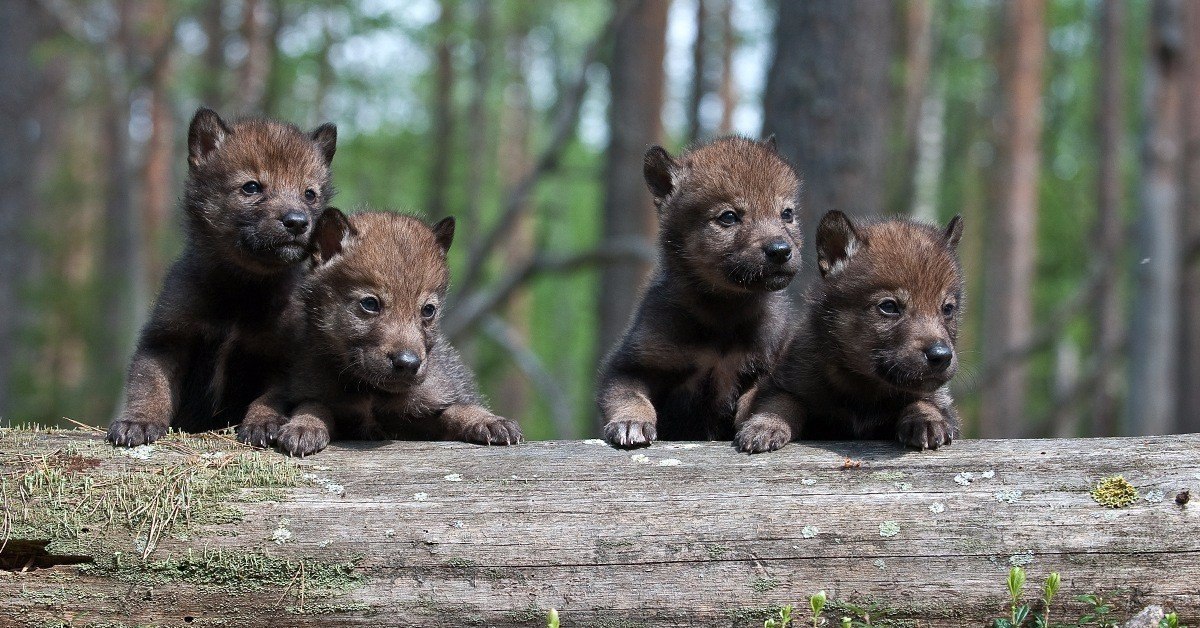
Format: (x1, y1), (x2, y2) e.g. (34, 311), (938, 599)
(107, 108), (337, 447)
(259, 209), (521, 457)
(598, 136), (801, 447)
(735, 211), (965, 453)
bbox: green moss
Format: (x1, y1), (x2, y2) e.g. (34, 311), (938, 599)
(504, 604), (546, 623)
(1091, 475), (1138, 508)
(750, 577), (780, 592)
(725, 605), (787, 624)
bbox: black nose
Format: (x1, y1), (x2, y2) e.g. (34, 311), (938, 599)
(388, 350), (422, 373)
(281, 211), (309, 235)
(924, 342), (953, 370)
(763, 240), (792, 263)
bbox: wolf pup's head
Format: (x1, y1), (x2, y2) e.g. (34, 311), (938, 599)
(305, 209), (454, 393)
(645, 136), (801, 293)
(184, 107), (337, 273)
(814, 211), (964, 394)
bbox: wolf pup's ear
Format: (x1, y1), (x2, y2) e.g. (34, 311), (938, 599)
(816, 210), (865, 279)
(762, 134), (778, 152)
(312, 208), (355, 264)
(943, 215), (964, 251)
(432, 216), (455, 255)
(188, 107), (231, 169)
(643, 145), (681, 208)
(311, 122), (338, 166)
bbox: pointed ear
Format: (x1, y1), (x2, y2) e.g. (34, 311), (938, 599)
(816, 210), (865, 278)
(188, 107), (231, 169)
(943, 215), (964, 250)
(643, 145), (680, 206)
(763, 134), (778, 151)
(432, 216), (455, 254)
(312, 208), (355, 264)
(311, 122), (337, 166)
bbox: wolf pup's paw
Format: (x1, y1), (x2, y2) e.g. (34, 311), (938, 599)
(463, 415), (523, 445)
(275, 420), (330, 457)
(106, 415), (168, 447)
(237, 413), (288, 448)
(602, 420), (656, 449)
(734, 416), (792, 453)
(896, 407), (957, 450)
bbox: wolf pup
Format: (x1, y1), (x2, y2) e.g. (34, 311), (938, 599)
(107, 108), (337, 447)
(735, 210), (965, 453)
(267, 209), (521, 457)
(597, 136), (800, 447)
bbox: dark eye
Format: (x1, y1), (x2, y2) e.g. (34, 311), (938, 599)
(878, 299), (901, 316)
(359, 296), (381, 314)
(942, 302), (956, 317)
(304, 189), (317, 202)
(421, 303), (437, 320)
(781, 207), (794, 222)
(241, 180), (262, 195)
(716, 210), (740, 226)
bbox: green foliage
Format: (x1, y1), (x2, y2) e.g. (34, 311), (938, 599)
(546, 608), (560, 628)
(763, 604), (793, 628)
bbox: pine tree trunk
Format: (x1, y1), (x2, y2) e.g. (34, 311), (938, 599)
(686, 0), (706, 143)
(1092, 0), (1126, 437)
(761, 0), (893, 287)
(979, 0), (1046, 438)
(596, 0), (670, 405)
(426, 0), (457, 221)
(1129, 0), (1184, 436)
(1178, 0), (1200, 434)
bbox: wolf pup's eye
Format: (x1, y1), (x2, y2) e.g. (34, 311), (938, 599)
(877, 299), (901, 316)
(781, 207), (794, 222)
(942, 302), (956, 317)
(421, 303), (437, 320)
(304, 189), (317, 202)
(241, 181), (262, 195)
(359, 296), (381, 314)
(716, 210), (740, 226)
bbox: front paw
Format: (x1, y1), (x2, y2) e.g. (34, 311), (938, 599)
(462, 416), (522, 445)
(896, 410), (957, 450)
(107, 415), (168, 447)
(734, 417), (792, 454)
(237, 413), (287, 448)
(603, 420), (656, 449)
(275, 420), (330, 457)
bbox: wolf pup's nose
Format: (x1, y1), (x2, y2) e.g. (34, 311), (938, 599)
(763, 239), (792, 263)
(924, 342), (953, 370)
(281, 211), (310, 235)
(389, 350), (422, 373)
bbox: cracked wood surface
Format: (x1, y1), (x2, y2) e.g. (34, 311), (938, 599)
(1, 430), (1197, 627)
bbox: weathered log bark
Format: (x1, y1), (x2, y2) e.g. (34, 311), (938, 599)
(1, 429), (1196, 627)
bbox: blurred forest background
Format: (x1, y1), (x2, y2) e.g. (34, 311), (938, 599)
(1, 0), (1198, 440)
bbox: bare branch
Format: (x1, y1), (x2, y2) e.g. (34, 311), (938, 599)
(445, 237), (654, 341)
(456, 3), (633, 295)
(479, 315), (576, 438)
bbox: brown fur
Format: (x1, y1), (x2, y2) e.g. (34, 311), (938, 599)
(598, 136), (800, 447)
(252, 209), (520, 457)
(735, 211), (965, 452)
(107, 108), (336, 447)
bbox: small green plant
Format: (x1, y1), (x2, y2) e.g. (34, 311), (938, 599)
(764, 604), (793, 628)
(809, 591), (827, 627)
(1040, 571), (1060, 628)
(836, 601), (885, 627)
(1159, 612), (1179, 628)
(546, 608), (559, 628)
(1075, 593), (1118, 627)
(991, 567), (1063, 628)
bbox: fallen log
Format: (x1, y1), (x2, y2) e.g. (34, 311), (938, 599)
(0, 427), (1196, 627)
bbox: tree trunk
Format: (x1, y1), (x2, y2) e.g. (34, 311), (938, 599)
(1178, 0), (1200, 434)
(1128, 0), (1184, 436)
(596, 0), (670, 396)
(462, 0), (494, 245)
(0, 0), (57, 418)
(497, 23), (535, 429)
(426, 0), (457, 221)
(234, 0), (273, 114)
(138, 0), (176, 290)
(1093, 0), (1126, 437)
(200, 0), (225, 108)
(686, 0), (706, 143)
(895, 0), (935, 219)
(978, 0), (1046, 439)
(716, 0), (735, 135)
(761, 0), (893, 287)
